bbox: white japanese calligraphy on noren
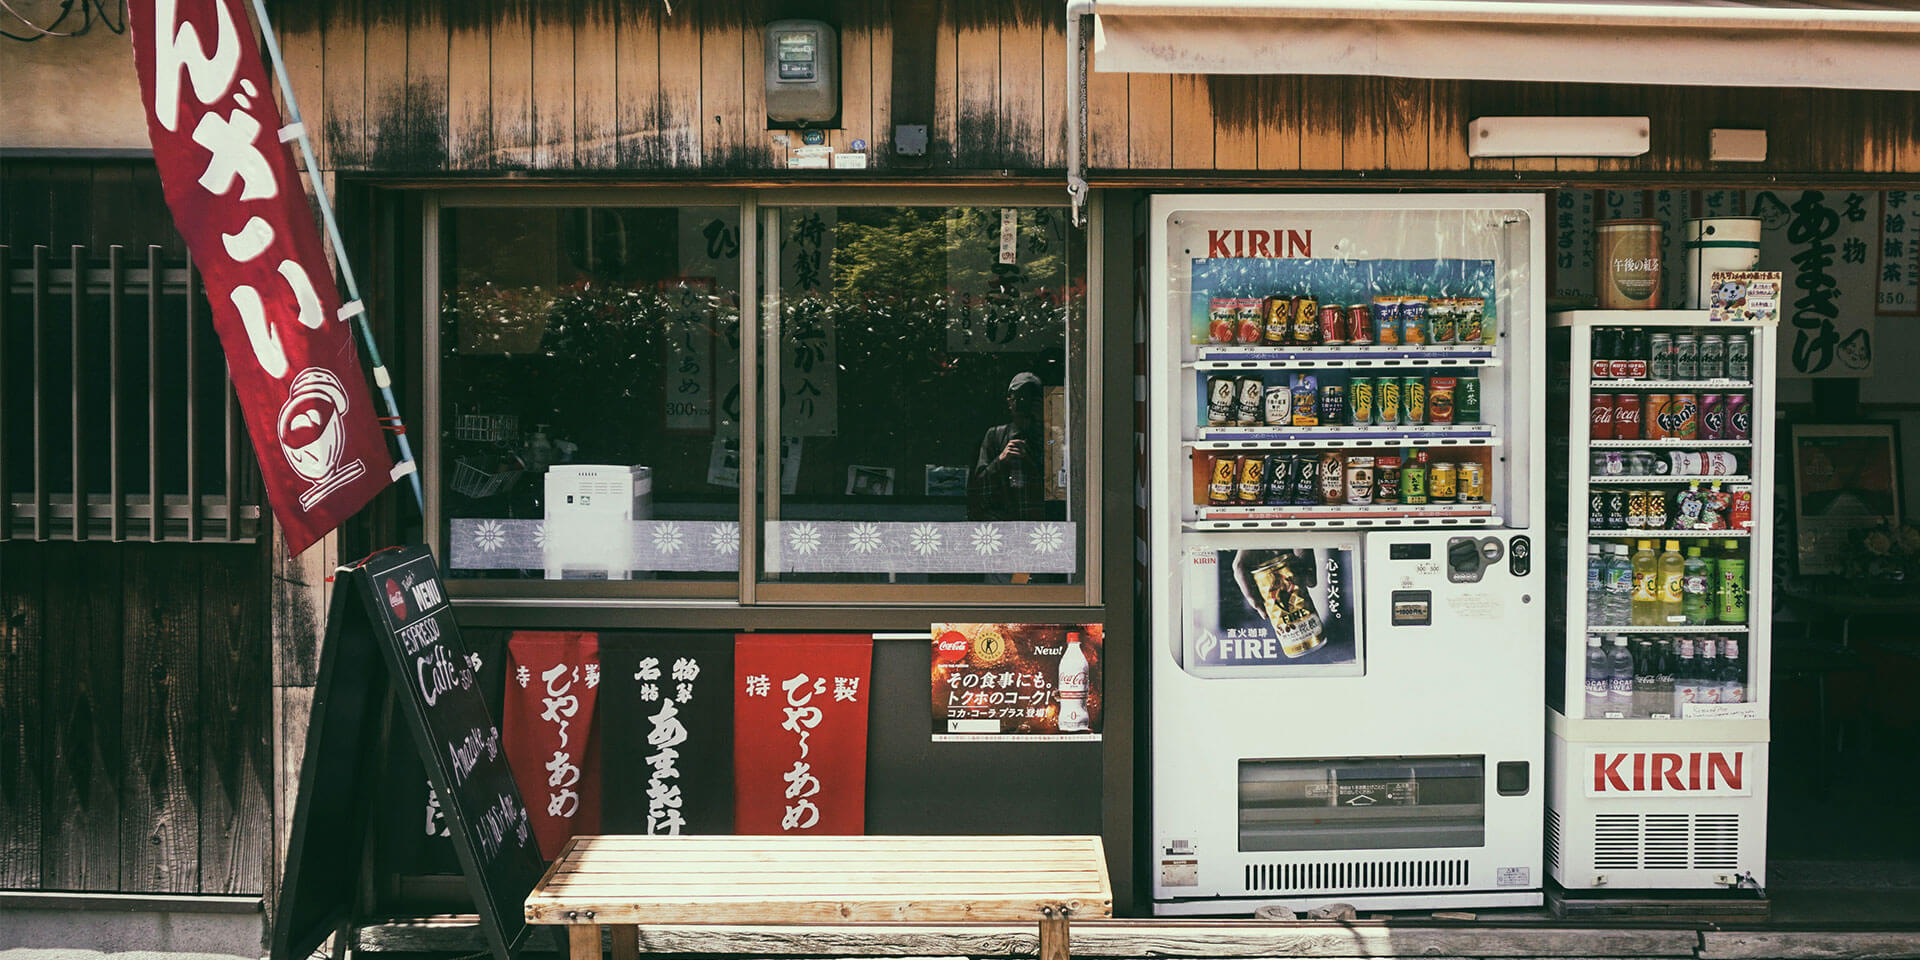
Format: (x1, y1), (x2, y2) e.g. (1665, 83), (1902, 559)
(152, 0), (240, 132)
(779, 673), (828, 831)
(645, 678), (693, 835)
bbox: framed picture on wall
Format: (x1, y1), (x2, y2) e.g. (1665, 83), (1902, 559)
(1791, 422), (1903, 575)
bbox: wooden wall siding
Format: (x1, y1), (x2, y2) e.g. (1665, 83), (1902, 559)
(0, 541), (272, 895)
(281, 0), (1920, 176)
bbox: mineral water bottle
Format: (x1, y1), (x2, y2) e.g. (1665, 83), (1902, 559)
(1606, 544), (1634, 626)
(1631, 540), (1660, 626)
(1607, 636), (1635, 716)
(1585, 544), (1606, 627)
(1584, 636), (1610, 718)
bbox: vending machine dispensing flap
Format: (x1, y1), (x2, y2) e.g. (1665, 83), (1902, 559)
(1447, 536), (1505, 583)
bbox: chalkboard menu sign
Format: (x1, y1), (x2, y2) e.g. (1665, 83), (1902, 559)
(273, 545), (544, 960)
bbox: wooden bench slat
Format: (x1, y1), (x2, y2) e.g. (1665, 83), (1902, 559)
(537, 881), (1109, 896)
(528, 897), (1110, 925)
(552, 864), (1106, 879)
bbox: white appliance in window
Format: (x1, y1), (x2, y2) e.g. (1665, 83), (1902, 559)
(1147, 194), (1547, 914)
(543, 465), (652, 580)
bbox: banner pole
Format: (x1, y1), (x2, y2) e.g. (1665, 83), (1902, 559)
(245, 0), (426, 517)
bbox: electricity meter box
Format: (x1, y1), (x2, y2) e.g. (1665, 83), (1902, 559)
(764, 19), (839, 127)
(543, 465), (653, 580)
(1147, 195), (1548, 914)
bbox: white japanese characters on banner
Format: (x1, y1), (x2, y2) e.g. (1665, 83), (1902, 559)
(1551, 189), (1599, 304)
(502, 633), (602, 860)
(599, 635), (736, 835)
(661, 279), (717, 433)
(633, 653), (703, 834)
(733, 634), (872, 834)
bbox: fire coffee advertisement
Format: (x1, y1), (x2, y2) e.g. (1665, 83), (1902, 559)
(930, 623), (1104, 742)
(1181, 542), (1363, 679)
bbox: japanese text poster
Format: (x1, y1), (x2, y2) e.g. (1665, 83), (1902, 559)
(733, 634), (873, 834)
(600, 633), (735, 836)
(1752, 189), (1876, 377)
(1181, 542), (1363, 679)
(931, 623), (1103, 742)
(502, 631), (601, 859)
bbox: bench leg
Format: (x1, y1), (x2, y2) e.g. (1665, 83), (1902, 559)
(569, 924), (602, 960)
(611, 925), (639, 960)
(1039, 909), (1071, 960)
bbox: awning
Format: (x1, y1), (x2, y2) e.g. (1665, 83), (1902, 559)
(1089, 0), (1920, 91)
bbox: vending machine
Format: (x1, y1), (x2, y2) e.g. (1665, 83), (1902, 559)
(1148, 195), (1548, 915)
(1545, 311), (1775, 895)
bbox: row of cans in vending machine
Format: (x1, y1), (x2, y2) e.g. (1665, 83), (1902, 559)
(1588, 482), (1753, 532)
(1205, 295), (1492, 346)
(1206, 372), (1482, 427)
(1205, 449), (1489, 507)
(1591, 391), (1750, 441)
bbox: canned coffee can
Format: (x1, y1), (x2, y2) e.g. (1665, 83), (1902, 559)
(1700, 334), (1727, 380)
(1206, 376), (1237, 426)
(1428, 375), (1458, 425)
(1264, 384), (1293, 427)
(1456, 376), (1481, 424)
(1373, 297), (1403, 346)
(1264, 454), (1295, 505)
(1459, 462), (1487, 503)
(1674, 334), (1699, 380)
(1292, 297), (1321, 344)
(1319, 384), (1347, 424)
(1319, 304), (1348, 345)
(1347, 304), (1374, 345)
(1376, 456), (1402, 504)
(1605, 488), (1629, 529)
(1429, 461), (1458, 502)
(1291, 386), (1318, 426)
(1208, 455), (1238, 505)
(1236, 377), (1266, 426)
(1627, 489), (1650, 529)
(1378, 377), (1403, 424)
(1262, 296), (1293, 344)
(1237, 451), (1268, 502)
(1646, 489), (1669, 530)
(1345, 456), (1376, 505)
(1403, 376), (1428, 424)
(1589, 486), (1607, 529)
(1349, 377), (1375, 425)
(1292, 453), (1320, 502)
(1318, 452), (1346, 504)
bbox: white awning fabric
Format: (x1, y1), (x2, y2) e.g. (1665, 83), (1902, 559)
(1090, 0), (1920, 91)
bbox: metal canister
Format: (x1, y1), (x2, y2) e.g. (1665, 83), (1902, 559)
(1291, 453), (1320, 503)
(1429, 298), (1458, 343)
(1249, 557), (1322, 657)
(1403, 376), (1428, 424)
(1459, 462), (1487, 503)
(1429, 461), (1458, 502)
(1648, 333), (1674, 380)
(1237, 452), (1268, 503)
(1377, 377), (1402, 425)
(1456, 375), (1481, 424)
(1674, 334), (1699, 379)
(1401, 297), (1430, 345)
(1319, 304), (1348, 345)
(1264, 384), (1293, 427)
(1236, 377), (1266, 426)
(1626, 489), (1650, 529)
(1262, 296), (1293, 344)
(1604, 488), (1628, 529)
(1671, 392), (1699, 440)
(1402, 457), (1429, 505)
(1588, 486), (1607, 529)
(1206, 376), (1237, 426)
(1318, 452), (1346, 504)
(1208, 455), (1237, 505)
(1347, 304), (1374, 345)
(1292, 296), (1321, 344)
(1427, 375), (1457, 425)
(1700, 334), (1727, 379)
(1263, 454), (1295, 505)
(1645, 488), (1669, 530)
(1345, 456), (1377, 505)
(1728, 332), (1752, 380)
(1348, 377), (1375, 425)
(1318, 384), (1347, 424)
(1373, 297), (1403, 346)
(1375, 456), (1402, 503)
(1644, 393), (1672, 440)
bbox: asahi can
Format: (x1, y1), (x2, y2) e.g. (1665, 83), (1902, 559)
(1429, 461), (1458, 502)
(1429, 298), (1457, 343)
(1649, 333), (1674, 379)
(1319, 304), (1349, 345)
(1376, 456), (1402, 503)
(1456, 375), (1481, 424)
(1236, 377), (1266, 426)
(1292, 453), (1320, 503)
(1459, 462), (1487, 503)
(1345, 456), (1376, 505)
(1208, 455), (1237, 505)
(1318, 452), (1346, 504)
(1318, 384), (1347, 424)
(1262, 296), (1293, 344)
(1347, 304), (1374, 345)
(1237, 452), (1267, 503)
(1428, 375), (1458, 425)
(1264, 384), (1293, 427)
(1403, 376), (1428, 424)
(1292, 296), (1321, 344)
(1373, 296), (1403, 345)
(1674, 334), (1699, 379)
(1700, 333), (1727, 380)
(1401, 296), (1430, 345)
(1378, 376), (1403, 424)
(1206, 376), (1237, 426)
(1349, 377), (1375, 425)
(1728, 332), (1752, 380)
(1264, 454), (1295, 505)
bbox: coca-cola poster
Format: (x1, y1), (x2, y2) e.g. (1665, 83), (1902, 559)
(1181, 541), (1363, 679)
(930, 623), (1104, 742)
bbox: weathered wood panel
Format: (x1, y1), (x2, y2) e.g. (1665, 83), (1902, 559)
(955, 18), (999, 169)
(613, 0), (663, 169)
(120, 545), (203, 893)
(0, 542), (44, 889)
(1168, 76), (1212, 171)
(699, 5), (748, 169)
(490, 0), (535, 168)
(657, 5), (702, 168)
(574, 0), (618, 169)
(198, 543), (271, 895)
(1127, 74), (1171, 170)
(321, 0), (367, 170)
(530, 0), (576, 169)
(445, 1), (491, 170)
(403, 0), (450, 169)
(38, 543), (124, 890)
(363, 0), (410, 170)
(838, 0), (875, 161)
(276, 0), (328, 171)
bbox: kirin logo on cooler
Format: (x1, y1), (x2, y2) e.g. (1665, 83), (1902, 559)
(1206, 229), (1312, 259)
(1587, 749), (1748, 796)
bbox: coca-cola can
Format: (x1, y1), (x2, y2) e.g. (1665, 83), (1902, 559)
(1699, 393), (1726, 440)
(1614, 393), (1643, 440)
(1319, 304), (1349, 345)
(1728, 393), (1751, 439)
(1591, 392), (1616, 439)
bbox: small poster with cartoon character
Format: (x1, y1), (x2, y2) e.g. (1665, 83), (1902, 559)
(1709, 270), (1781, 325)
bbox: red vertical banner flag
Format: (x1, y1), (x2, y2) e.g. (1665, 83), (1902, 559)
(734, 634), (873, 834)
(503, 632), (602, 860)
(129, 0), (394, 555)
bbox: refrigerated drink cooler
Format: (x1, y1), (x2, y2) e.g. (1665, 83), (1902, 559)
(1148, 195), (1548, 915)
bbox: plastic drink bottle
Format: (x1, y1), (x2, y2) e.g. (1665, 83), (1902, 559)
(1606, 544), (1634, 626)
(1681, 546), (1712, 625)
(1721, 639), (1746, 704)
(1584, 636), (1610, 718)
(1717, 541), (1748, 624)
(1653, 638), (1677, 717)
(1632, 638), (1660, 718)
(1673, 636), (1700, 712)
(1658, 539), (1685, 624)
(1607, 636), (1635, 716)
(1697, 638), (1722, 703)
(1057, 631), (1091, 732)
(1585, 544), (1605, 627)
(1630, 540), (1660, 626)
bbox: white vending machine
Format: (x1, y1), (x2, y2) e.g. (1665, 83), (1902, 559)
(1545, 311), (1775, 896)
(1148, 195), (1548, 915)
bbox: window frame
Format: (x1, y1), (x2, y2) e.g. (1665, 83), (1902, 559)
(424, 187), (1099, 608)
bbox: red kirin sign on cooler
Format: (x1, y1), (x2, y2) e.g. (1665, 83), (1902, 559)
(1584, 747), (1750, 797)
(129, 0), (394, 555)
(733, 634), (873, 834)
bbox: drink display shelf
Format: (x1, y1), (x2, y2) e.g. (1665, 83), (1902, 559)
(1585, 624), (1750, 634)
(1189, 505), (1499, 530)
(1552, 309), (1715, 327)
(1191, 425), (1497, 449)
(1589, 528), (1753, 539)
(1190, 345), (1497, 368)
(1589, 378), (1753, 390)
(1588, 474), (1751, 485)
(1590, 439), (1751, 448)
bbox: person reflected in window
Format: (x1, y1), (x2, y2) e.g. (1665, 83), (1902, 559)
(969, 372), (1047, 522)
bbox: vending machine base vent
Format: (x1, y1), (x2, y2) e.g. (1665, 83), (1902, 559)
(1245, 858), (1470, 894)
(1545, 806), (1562, 872)
(1591, 812), (1743, 872)
(1547, 882), (1770, 922)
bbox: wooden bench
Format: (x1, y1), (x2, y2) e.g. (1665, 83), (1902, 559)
(525, 835), (1113, 960)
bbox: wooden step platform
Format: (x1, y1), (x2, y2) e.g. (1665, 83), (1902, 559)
(1548, 882), (1771, 922)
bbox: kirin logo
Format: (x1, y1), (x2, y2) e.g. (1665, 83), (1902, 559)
(1587, 749), (1749, 796)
